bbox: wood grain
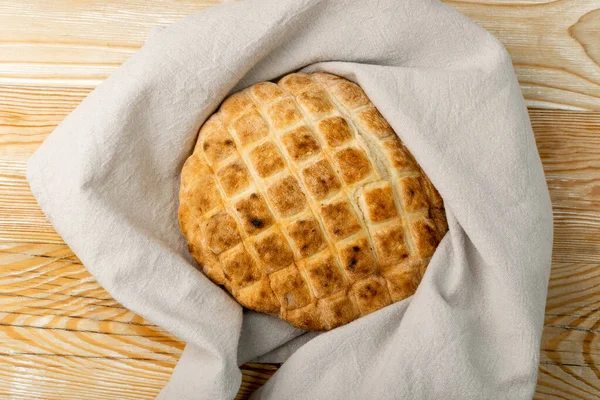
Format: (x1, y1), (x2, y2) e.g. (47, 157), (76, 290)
(532, 110), (600, 264)
(448, 0), (600, 110)
(0, 0), (599, 398)
(0, 1), (598, 109)
(537, 262), (600, 399)
(2, 244), (600, 399)
(0, 243), (277, 399)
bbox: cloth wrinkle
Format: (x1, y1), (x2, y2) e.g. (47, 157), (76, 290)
(26, 1), (553, 399)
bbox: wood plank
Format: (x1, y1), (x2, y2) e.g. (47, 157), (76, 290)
(0, 243), (274, 399)
(1, 243), (598, 399)
(448, 0), (600, 110)
(0, 0), (220, 86)
(537, 262), (600, 399)
(531, 110), (600, 264)
(0, 1), (598, 109)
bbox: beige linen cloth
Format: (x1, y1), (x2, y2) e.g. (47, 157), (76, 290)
(27, 0), (553, 398)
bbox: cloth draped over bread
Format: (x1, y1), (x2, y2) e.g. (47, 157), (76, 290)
(27, 0), (553, 399)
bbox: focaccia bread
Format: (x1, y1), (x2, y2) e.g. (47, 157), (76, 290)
(179, 72), (447, 331)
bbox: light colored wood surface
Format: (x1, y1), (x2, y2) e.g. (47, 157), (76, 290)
(1, 0), (599, 108)
(1, 0), (599, 399)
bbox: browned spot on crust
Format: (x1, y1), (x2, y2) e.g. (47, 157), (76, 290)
(202, 212), (241, 254)
(301, 159), (341, 200)
(398, 176), (429, 213)
(253, 230), (294, 274)
(217, 160), (252, 196)
(282, 126), (321, 161)
(230, 111), (269, 147)
(249, 141), (285, 178)
(339, 237), (377, 280)
(234, 193), (274, 235)
(267, 176), (307, 217)
(318, 116), (353, 147)
(286, 217), (326, 258)
(320, 199), (361, 241)
(353, 277), (392, 315)
(302, 255), (346, 298)
(362, 184), (398, 222)
(266, 99), (303, 129)
(333, 147), (372, 184)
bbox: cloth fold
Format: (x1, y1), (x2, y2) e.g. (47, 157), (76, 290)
(27, 0), (553, 399)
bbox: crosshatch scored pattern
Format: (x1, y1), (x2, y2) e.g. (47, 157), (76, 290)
(179, 72), (448, 331)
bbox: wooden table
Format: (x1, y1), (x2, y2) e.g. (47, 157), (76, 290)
(1, 1), (599, 398)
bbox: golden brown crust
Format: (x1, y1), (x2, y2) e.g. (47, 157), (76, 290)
(250, 82), (286, 104)
(301, 254), (346, 299)
(234, 193), (274, 235)
(181, 176), (221, 220)
(220, 92), (255, 126)
(361, 183), (398, 223)
(285, 303), (324, 330)
(269, 266), (312, 310)
(383, 260), (426, 302)
(297, 89), (335, 116)
(301, 159), (341, 200)
(355, 107), (394, 139)
(409, 218), (440, 258)
(278, 73), (320, 95)
(253, 229), (294, 274)
(311, 72), (344, 86)
(281, 126), (321, 161)
(430, 207), (449, 237)
(397, 176), (429, 213)
(266, 99), (303, 129)
(200, 125), (237, 166)
(230, 111), (269, 147)
(333, 147), (372, 185)
(381, 137), (418, 171)
(248, 141), (285, 178)
(216, 160), (251, 197)
(286, 216), (326, 258)
(320, 199), (361, 241)
(318, 116), (353, 147)
(338, 237), (378, 281)
(237, 278), (279, 314)
(372, 220), (409, 264)
(220, 246), (262, 289)
(352, 276), (392, 315)
(179, 72), (447, 331)
(329, 80), (370, 110)
(201, 212), (241, 255)
(267, 176), (307, 218)
(320, 292), (360, 328)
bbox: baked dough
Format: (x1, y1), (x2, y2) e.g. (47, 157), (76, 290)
(179, 72), (447, 330)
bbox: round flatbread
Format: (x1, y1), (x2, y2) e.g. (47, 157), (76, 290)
(179, 72), (447, 330)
